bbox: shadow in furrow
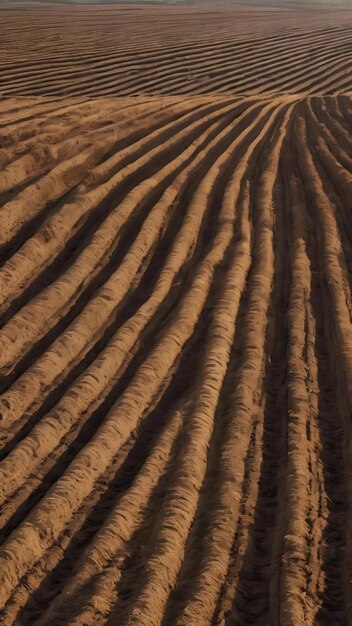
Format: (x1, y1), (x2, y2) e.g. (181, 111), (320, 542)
(0, 100), (225, 268)
(294, 103), (348, 625)
(14, 189), (243, 624)
(0, 103), (259, 456)
(0, 104), (245, 394)
(226, 110), (294, 625)
(0, 103), (265, 534)
(160, 105), (287, 626)
(100, 201), (250, 626)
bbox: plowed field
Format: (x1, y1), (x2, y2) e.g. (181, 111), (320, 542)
(2, 4), (352, 96)
(1, 4), (352, 626)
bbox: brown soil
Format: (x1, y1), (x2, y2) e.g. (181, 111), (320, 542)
(0, 4), (352, 626)
(1, 4), (352, 96)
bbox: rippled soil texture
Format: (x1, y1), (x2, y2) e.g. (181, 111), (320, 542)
(1, 4), (352, 626)
(1, 4), (352, 96)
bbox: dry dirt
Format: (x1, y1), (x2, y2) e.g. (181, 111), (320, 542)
(0, 4), (352, 626)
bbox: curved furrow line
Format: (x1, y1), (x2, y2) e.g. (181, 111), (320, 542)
(0, 145), (110, 246)
(0, 25), (337, 92)
(303, 102), (352, 294)
(3, 103), (248, 448)
(0, 98), (167, 160)
(0, 97), (53, 115)
(307, 98), (352, 173)
(0, 99), (284, 616)
(0, 123), (252, 621)
(1, 101), (214, 290)
(0, 101), (275, 514)
(0, 97), (118, 131)
(212, 106), (296, 626)
(0, 144), (112, 237)
(299, 112), (352, 612)
(0, 96), (156, 138)
(0, 22), (340, 84)
(151, 39), (351, 99)
(151, 36), (352, 98)
(0, 168), (245, 624)
(0, 98), (95, 131)
(0, 99), (246, 382)
(267, 116), (326, 625)
(306, 97), (352, 180)
(334, 95), (352, 125)
(115, 48), (327, 97)
(1, 404), (186, 625)
(332, 96), (352, 130)
(0, 97), (172, 178)
(156, 103), (294, 626)
(0, 96), (200, 207)
(250, 51), (352, 96)
(302, 61), (352, 97)
(0, 124), (126, 197)
(27, 100), (290, 626)
(1, 17), (352, 97)
(102, 101), (291, 626)
(47, 36), (350, 99)
(295, 112), (352, 618)
(0, 98), (208, 282)
(0, 29), (252, 73)
(289, 103), (348, 623)
(335, 99), (352, 130)
(21, 29), (349, 100)
(327, 78), (352, 97)
(320, 96), (352, 151)
(0, 99), (248, 456)
(0, 98), (206, 250)
(0, 27), (288, 70)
